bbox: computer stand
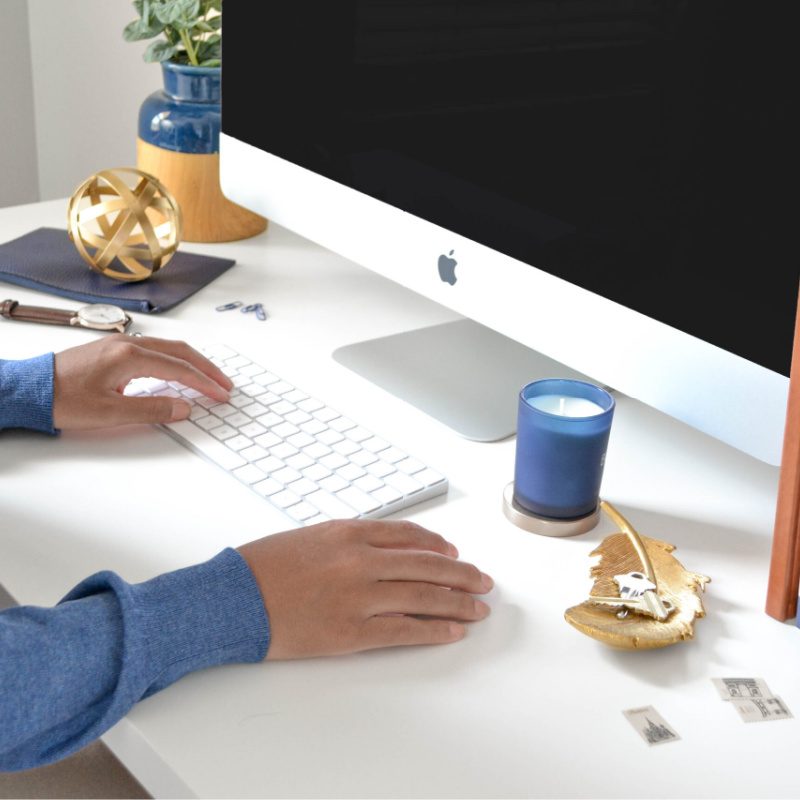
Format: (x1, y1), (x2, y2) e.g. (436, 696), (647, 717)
(332, 318), (594, 442)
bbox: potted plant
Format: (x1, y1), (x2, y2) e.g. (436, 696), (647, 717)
(124, 0), (266, 242)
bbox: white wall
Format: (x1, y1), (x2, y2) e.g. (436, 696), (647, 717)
(0, 0), (39, 207)
(1, 0), (163, 208)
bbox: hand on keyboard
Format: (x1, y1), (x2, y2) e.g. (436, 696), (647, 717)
(237, 519), (493, 658)
(53, 335), (232, 430)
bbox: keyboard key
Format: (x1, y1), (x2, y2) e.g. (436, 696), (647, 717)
(196, 395), (219, 409)
(351, 450), (378, 467)
(273, 422), (300, 439)
(286, 501), (319, 522)
(298, 398), (324, 412)
(201, 344), (236, 360)
(385, 471), (424, 495)
(225, 355), (251, 369)
(210, 424), (237, 441)
(181, 387), (204, 399)
(317, 429), (344, 446)
(337, 463), (366, 482)
(233, 464), (267, 485)
(243, 401), (270, 418)
(270, 400), (296, 415)
(230, 392), (256, 409)
(336, 486), (381, 514)
(239, 422), (267, 438)
(165, 420), (246, 470)
(273, 466), (302, 486)
(153, 388), (181, 398)
(305, 490), (359, 519)
(286, 452), (315, 471)
(284, 389), (308, 404)
(242, 383), (267, 397)
(255, 412), (283, 429)
(189, 405), (210, 421)
(397, 457), (425, 474)
(196, 414), (223, 431)
(320, 453), (349, 470)
(329, 417), (356, 433)
(303, 442), (331, 459)
(226, 435), (254, 452)
(238, 363), (265, 377)
(366, 460), (395, 479)
(225, 412), (252, 429)
(240, 445), (269, 462)
(313, 407), (340, 423)
(415, 468), (446, 487)
(253, 372), (280, 386)
(286, 410), (312, 425)
(381, 447), (408, 464)
(254, 432), (281, 449)
(270, 380), (295, 395)
(333, 439), (360, 456)
(210, 403), (238, 419)
(289, 478), (318, 497)
(300, 419), (327, 436)
(302, 463), (331, 482)
(286, 432), (315, 449)
(271, 442), (299, 459)
(371, 485), (403, 505)
(354, 474), (384, 493)
(346, 426), (372, 443)
(272, 489), (302, 509)
(363, 436), (390, 453)
(319, 474), (349, 493)
(254, 455), (284, 473)
(253, 477), (282, 496)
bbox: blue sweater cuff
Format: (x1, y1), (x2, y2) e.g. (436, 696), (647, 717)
(0, 353), (55, 434)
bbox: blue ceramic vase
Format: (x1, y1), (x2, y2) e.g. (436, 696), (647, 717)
(136, 61), (266, 242)
(138, 62), (221, 155)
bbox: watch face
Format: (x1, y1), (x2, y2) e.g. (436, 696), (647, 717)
(77, 304), (127, 327)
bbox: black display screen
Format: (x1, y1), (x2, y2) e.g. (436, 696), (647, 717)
(223, 0), (798, 376)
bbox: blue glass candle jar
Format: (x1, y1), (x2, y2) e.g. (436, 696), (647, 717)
(512, 379), (615, 527)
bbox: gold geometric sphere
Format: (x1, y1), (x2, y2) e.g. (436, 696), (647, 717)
(67, 167), (182, 282)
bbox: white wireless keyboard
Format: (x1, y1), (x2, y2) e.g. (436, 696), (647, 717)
(126, 344), (448, 526)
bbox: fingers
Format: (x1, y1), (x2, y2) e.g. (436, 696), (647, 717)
(125, 346), (231, 403)
(364, 520), (459, 558)
(361, 616), (466, 650)
(129, 337), (233, 392)
(375, 548), (493, 595)
(374, 582), (491, 621)
(106, 394), (191, 426)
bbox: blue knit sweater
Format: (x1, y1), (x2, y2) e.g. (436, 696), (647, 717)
(0, 354), (270, 771)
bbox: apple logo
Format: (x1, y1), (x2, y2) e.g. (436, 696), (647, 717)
(438, 249), (457, 285)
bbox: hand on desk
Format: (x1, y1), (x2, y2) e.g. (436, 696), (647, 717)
(53, 334), (232, 430)
(239, 519), (493, 658)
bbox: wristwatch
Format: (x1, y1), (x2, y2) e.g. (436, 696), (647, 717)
(0, 299), (132, 333)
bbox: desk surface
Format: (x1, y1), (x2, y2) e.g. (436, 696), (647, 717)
(0, 200), (796, 799)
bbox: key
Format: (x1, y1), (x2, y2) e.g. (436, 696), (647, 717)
(305, 490), (359, 520)
(165, 420), (246, 470)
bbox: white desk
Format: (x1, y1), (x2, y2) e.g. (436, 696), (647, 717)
(1, 199), (797, 799)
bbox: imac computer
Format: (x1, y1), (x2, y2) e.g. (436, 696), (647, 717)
(220, 1), (796, 466)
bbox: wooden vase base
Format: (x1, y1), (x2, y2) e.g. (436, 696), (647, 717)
(136, 138), (267, 243)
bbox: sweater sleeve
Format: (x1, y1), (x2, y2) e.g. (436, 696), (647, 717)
(0, 354), (56, 434)
(0, 548), (270, 771)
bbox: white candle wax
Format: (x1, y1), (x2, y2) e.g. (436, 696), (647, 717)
(526, 393), (605, 418)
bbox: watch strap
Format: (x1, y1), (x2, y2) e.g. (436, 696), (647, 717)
(1, 299), (76, 326)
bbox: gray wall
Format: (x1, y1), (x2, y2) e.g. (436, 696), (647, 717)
(1, 0), (163, 208)
(0, 0), (39, 207)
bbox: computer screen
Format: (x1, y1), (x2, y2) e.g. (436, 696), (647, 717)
(221, 0), (796, 465)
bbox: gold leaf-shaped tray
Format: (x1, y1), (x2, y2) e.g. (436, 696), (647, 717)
(565, 504), (710, 649)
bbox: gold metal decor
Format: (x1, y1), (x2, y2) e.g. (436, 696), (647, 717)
(67, 168), (182, 282)
(564, 501), (710, 649)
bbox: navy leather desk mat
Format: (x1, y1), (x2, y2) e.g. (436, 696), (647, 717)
(0, 227), (236, 313)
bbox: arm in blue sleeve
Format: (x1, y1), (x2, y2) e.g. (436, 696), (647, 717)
(0, 548), (270, 771)
(0, 354), (56, 434)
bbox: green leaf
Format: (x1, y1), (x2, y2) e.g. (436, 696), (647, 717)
(154, 0), (201, 29)
(199, 58), (221, 67)
(143, 39), (179, 62)
(123, 18), (165, 41)
(196, 39), (220, 62)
